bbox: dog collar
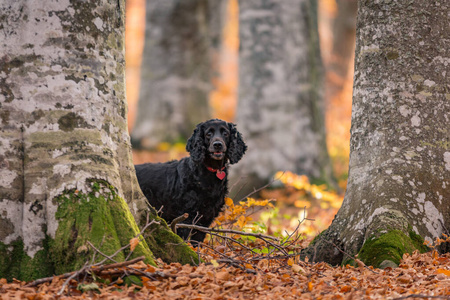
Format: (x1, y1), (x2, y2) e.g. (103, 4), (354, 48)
(206, 166), (226, 180)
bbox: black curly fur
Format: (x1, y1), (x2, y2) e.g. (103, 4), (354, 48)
(135, 119), (247, 242)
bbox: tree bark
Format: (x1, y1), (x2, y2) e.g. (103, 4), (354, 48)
(131, 0), (226, 148)
(0, 0), (196, 281)
(303, 0), (450, 267)
(231, 0), (336, 199)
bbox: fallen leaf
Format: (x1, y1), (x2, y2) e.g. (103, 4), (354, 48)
(129, 237), (139, 251)
(211, 259), (219, 268)
(292, 264), (304, 274)
(216, 271), (230, 281)
(287, 258), (294, 266)
(436, 269), (450, 276)
(397, 274), (412, 284)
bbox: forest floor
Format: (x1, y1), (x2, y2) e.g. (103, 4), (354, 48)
(2, 150), (449, 299)
(2, 248), (450, 299)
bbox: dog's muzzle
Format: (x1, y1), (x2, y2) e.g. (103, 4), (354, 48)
(209, 140), (226, 160)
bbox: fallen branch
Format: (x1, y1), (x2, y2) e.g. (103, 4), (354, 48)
(176, 223), (280, 242)
(58, 261), (90, 295)
(25, 256), (146, 288)
(170, 213), (189, 233)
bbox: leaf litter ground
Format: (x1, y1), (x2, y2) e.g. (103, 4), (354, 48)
(1, 171), (450, 299)
(1, 248), (449, 299)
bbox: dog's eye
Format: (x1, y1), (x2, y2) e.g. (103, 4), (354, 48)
(223, 131), (229, 137)
(206, 132), (213, 138)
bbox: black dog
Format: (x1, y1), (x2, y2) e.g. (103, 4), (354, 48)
(135, 119), (247, 242)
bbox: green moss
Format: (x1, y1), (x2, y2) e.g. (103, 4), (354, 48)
(357, 229), (428, 267)
(408, 229), (428, 253)
(49, 180), (156, 274)
(106, 185), (155, 266)
(0, 239), (53, 282)
(143, 218), (199, 265)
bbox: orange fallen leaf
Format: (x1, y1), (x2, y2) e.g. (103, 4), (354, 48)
(129, 237), (139, 251)
(436, 269), (450, 276)
(397, 274), (412, 284)
(340, 285), (352, 293)
(287, 258), (294, 266)
(216, 271), (230, 281)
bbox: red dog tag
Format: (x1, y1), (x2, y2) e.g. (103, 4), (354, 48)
(216, 170), (226, 180)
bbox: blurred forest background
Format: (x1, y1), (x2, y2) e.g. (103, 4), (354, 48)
(124, 0), (357, 236)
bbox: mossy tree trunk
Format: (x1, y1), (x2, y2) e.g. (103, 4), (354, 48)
(131, 0), (227, 148)
(303, 0), (450, 268)
(0, 0), (197, 282)
(231, 0), (336, 199)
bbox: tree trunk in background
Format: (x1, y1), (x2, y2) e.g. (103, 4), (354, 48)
(303, 0), (450, 267)
(326, 0), (357, 99)
(131, 0), (226, 148)
(0, 0), (197, 281)
(232, 0), (336, 199)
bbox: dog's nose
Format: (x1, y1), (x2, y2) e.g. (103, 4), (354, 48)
(213, 141), (223, 150)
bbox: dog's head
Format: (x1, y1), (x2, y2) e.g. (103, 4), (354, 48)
(186, 119), (247, 165)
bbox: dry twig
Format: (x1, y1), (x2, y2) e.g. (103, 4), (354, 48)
(177, 223), (280, 242)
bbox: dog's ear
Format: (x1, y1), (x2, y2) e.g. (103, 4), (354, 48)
(186, 123), (206, 162)
(227, 122), (247, 164)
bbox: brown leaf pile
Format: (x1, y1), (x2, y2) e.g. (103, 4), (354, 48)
(1, 250), (449, 299)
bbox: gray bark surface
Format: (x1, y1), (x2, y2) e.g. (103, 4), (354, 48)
(304, 0), (450, 265)
(231, 0), (335, 198)
(0, 0), (147, 259)
(131, 0), (226, 148)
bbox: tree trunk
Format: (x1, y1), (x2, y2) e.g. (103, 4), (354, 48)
(131, 0), (226, 149)
(303, 0), (450, 267)
(231, 0), (336, 199)
(325, 0), (357, 100)
(0, 0), (196, 281)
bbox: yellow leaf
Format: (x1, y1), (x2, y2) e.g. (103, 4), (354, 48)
(225, 197), (234, 207)
(308, 281), (313, 291)
(211, 259), (219, 268)
(246, 197), (256, 205)
(129, 237), (139, 251)
(237, 215), (247, 228)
